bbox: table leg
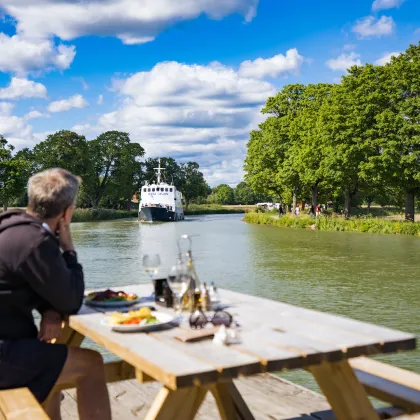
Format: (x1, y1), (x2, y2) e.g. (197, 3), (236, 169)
(309, 360), (380, 420)
(210, 382), (255, 420)
(55, 320), (85, 347)
(144, 386), (208, 420)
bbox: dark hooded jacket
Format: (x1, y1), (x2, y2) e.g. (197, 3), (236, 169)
(0, 210), (84, 339)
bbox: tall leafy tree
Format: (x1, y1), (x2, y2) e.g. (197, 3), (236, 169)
(179, 162), (210, 210)
(33, 130), (90, 176)
(210, 184), (235, 205)
(365, 43), (420, 221)
(0, 136), (30, 211)
(234, 182), (258, 205)
(84, 131), (145, 208)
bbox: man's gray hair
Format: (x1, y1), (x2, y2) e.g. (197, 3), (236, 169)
(28, 168), (80, 219)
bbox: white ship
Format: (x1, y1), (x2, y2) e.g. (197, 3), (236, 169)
(138, 159), (185, 222)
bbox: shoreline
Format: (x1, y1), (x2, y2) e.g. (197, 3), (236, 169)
(244, 212), (420, 237)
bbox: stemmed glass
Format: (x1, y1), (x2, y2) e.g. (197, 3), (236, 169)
(142, 254), (161, 280)
(167, 263), (191, 315)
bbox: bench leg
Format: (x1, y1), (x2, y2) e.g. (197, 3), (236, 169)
(210, 382), (255, 420)
(144, 386), (208, 420)
(309, 360), (380, 420)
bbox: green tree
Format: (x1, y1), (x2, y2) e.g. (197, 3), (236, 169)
(0, 136), (30, 211)
(365, 43), (420, 221)
(234, 182), (257, 204)
(33, 130), (90, 176)
(211, 184), (234, 205)
(289, 83), (333, 207)
(180, 162), (210, 210)
(84, 131), (145, 208)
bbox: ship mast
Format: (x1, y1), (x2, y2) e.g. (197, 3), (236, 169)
(154, 158), (165, 184)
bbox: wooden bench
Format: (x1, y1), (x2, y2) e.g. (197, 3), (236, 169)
(0, 388), (48, 420)
(349, 357), (420, 414)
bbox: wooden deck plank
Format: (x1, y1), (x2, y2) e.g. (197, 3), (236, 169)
(61, 374), (330, 420)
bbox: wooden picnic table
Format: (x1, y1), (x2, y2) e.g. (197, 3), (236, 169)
(57, 284), (416, 420)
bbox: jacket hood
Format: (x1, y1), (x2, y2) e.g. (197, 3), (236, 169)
(0, 210), (42, 233)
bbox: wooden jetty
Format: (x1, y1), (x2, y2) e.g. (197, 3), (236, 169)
(61, 374), (331, 420)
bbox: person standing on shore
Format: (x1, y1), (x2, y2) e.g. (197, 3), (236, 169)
(0, 168), (111, 420)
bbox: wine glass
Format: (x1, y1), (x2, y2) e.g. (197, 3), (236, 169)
(142, 254), (161, 280)
(167, 263), (191, 315)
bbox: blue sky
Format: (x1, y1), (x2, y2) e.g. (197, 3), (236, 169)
(0, 0), (419, 186)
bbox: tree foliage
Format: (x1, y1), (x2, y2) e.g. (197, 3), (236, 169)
(245, 42), (420, 220)
(0, 136), (31, 211)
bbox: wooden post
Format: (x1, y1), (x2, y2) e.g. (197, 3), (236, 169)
(309, 360), (379, 420)
(144, 386), (207, 420)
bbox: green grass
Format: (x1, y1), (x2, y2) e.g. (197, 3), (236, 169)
(72, 208), (138, 223)
(244, 212), (420, 236)
(185, 204), (245, 215)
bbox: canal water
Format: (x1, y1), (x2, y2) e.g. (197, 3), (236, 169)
(71, 213), (420, 391)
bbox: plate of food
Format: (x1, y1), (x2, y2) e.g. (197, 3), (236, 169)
(101, 307), (175, 332)
(85, 289), (140, 307)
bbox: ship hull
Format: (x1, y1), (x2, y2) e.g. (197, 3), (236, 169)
(139, 206), (179, 222)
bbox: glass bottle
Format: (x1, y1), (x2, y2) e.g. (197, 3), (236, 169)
(177, 235), (201, 311)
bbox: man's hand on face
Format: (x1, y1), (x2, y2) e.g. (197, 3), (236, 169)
(58, 217), (75, 252)
(39, 310), (63, 343)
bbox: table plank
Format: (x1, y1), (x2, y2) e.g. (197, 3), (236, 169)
(220, 289), (416, 352)
(72, 284), (416, 387)
(69, 312), (219, 389)
(149, 328), (262, 381)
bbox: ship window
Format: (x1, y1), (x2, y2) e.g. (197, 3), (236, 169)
(165, 188), (168, 192)
(156, 188), (159, 191)
(170, 188), (173, 192)
(148, 188), (150, 192)
(152, 188), (155, 192)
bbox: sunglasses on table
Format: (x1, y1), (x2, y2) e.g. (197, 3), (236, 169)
(189, 308), (233, 329)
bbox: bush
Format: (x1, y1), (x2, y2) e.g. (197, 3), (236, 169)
(244, 212), (420, 236)
(185, 204), (244, 215)
(72, 208), (137, 223)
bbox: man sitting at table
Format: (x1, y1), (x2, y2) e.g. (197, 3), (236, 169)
(0, 168), (111, 420)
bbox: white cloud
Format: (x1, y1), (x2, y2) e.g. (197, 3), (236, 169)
(1, 0), (259, 45)
(47, 94), (88, 113)
(375, 51), (401, 65)
(0, 102), (14, 116)
(82, 59), (277, 185)
(0, 77), (47, 100)
(372, 0), (404, 11)
(0, 33), (76, 74)
(325, 52), (362, 72)
(24, 110), (50, 120)
(352, 16), (395, 38)
(97, 94), (103, 105)
(238, 48), (304, 79)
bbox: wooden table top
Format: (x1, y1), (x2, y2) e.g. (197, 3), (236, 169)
(69, 284), (416, 390)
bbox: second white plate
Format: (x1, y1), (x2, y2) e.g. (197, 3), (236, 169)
(100, 311), (175, 332)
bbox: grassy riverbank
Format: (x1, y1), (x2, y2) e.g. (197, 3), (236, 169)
(244, 212), (420, 236)
(72, 209), (137, 222)
(185, 204), (246, 215)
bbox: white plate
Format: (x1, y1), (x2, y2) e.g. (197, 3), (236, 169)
(100, 311), (175, 332)
(85, 298), (140, 308)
